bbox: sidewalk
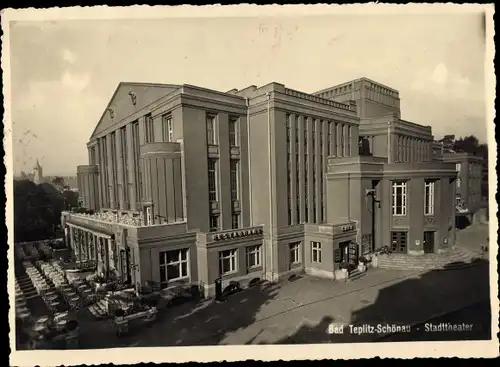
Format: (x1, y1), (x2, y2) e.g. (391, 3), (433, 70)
(455, 223), (490, 256)
(104, 260), (489, 347)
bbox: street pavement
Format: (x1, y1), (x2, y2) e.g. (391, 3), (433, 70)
(76, 223), (492, 348)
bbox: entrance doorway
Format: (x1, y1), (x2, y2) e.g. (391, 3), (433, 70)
(423, 231), (435, 254)
(391, 231), (408, 253)
(339, 241), (350, 263)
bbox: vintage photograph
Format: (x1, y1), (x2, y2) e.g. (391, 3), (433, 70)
(4, 4), (498, 365)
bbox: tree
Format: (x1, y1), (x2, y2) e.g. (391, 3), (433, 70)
(438, 134), (456, 153)
(52, 176), (66, 192)
(62, 189), (79, 210)
(13, 180), (66, 242)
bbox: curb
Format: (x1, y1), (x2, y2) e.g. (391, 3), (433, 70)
(372, 299), (490, 341)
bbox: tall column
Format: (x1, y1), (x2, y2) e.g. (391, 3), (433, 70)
(331, 121), (337, 157)
(115, 130), (126, 209)
(98, 138), (108, 208)
(290, 114), (298, 224)
(343, 124), (349, 157)
(85, 232), (90, 261)
(96, 139), (104, 208)
(125, 124), (137, 211)
(336, 123), (343, 157)
(106, 134), (116, 209)
(68, 227), (72, 252)
(104, 238), (110, 279)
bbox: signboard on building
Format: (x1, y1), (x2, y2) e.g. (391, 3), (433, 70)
(334, 248), (342, 263)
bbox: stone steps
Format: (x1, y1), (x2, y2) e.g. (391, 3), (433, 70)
(348, 268), (365, 282)
(377, 248), (478, 271)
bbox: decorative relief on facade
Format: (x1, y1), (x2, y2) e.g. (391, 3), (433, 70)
(424, 216), (436, 225)
(393, 217), (404, 226)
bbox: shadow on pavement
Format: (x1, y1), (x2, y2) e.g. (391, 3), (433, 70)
(257, 259), (491, 345)
(78, 280), (281, 348)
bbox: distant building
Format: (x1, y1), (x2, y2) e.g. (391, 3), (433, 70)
(63, 78), (457, 296)
(440, 153), (484, 212)
(32, 159), (43, 184)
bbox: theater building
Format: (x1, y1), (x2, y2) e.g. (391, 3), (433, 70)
(64, 77), (457, 296)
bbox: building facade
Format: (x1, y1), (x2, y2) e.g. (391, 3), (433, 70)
(63, 78), (457, 296)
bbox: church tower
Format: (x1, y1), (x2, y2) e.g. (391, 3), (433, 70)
(32, 159), (43, 184)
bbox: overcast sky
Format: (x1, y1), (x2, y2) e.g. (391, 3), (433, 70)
(8, 8), (488, 176)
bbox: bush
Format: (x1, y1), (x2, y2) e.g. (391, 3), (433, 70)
(358, 256), (369, 264)
(339, 261), (350, 270)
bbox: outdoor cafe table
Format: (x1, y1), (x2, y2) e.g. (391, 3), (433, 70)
(82, 289), (92, 296)
(33, 324), (46, 334)
(19, 312), (31, 322)
(54, 311), (68, 322)
(17, 307), (29, 314)
(36, 316), (49, 325)
(45, 294), (59, 302)
(56, 319), (67, 331)
(16, 300), (27, 308)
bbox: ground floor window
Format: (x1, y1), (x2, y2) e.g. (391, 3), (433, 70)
(289, 242), (301, 264)
(246, 245), (261, 268)
(219, 249), (237, 275)
(311, 241), (322, 263)
(159, 248), (189, 283)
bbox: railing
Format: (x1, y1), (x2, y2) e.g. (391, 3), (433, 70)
(284, 88), (355, 112)
(67, 211), (143, 227)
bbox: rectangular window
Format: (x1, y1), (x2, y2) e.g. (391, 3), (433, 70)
(145, 114), (154, 143)
(162, 114), (173, 142)
(246, 245), (261, 268)
(392, 181), (407, 216)
(456, 163), (462, 173)
(207, 114), (217, 145)
(424, 181), (435, 216)
(231, 213), (240, 230)
(229, 117), (238, 146)
(456, 177), (461, 188)
(209, 215), (220, 232)
(208, 158), (218, 202)
(289, 242), (301, 264)
(311, 241), (322, 263)
(230, 159), (239, 201)
(159, 249), (189, 283)
(219, 249), (237, 275)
